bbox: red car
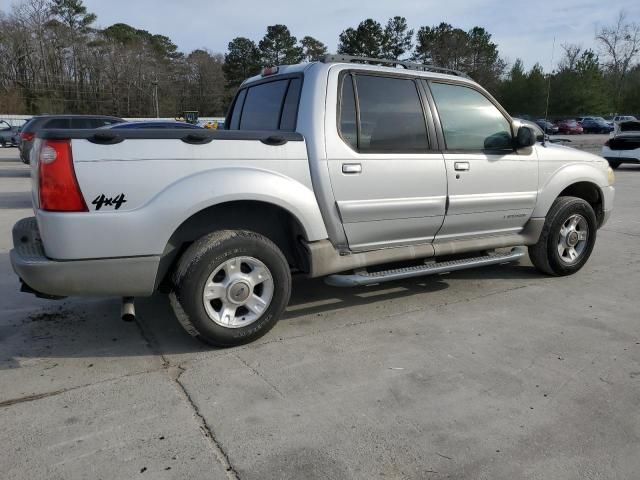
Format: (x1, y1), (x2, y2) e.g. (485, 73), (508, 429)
(557, 119), (584, 134)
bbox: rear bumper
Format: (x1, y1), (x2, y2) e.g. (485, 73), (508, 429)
(11, 217), (160, 297)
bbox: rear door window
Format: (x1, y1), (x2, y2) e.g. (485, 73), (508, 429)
(338, 74), (429, 153)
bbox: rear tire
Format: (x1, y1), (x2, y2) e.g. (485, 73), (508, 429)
(170, 230), (291, 347)
(528, 196), (597, 276)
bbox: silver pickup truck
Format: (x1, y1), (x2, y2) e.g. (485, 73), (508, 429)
(11, 56), (615, 346)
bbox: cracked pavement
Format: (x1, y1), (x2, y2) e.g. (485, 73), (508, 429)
(1, 145), (639, 479)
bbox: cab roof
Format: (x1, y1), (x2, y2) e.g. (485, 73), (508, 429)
(242, 55), (476, 88)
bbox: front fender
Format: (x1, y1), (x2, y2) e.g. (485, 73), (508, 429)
(532, 162), (609, 218)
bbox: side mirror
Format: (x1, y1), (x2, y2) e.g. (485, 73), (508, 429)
(516, 125), (537, 148)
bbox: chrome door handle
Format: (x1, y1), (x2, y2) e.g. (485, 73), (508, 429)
(454, 161), (470, 171)
(342, 163), (362, 174)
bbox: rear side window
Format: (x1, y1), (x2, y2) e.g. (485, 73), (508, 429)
(339, 76), (358, 149)
(44, 118), (71, 129)
(70, 118), (120, 128)
(429, 82), (512, 151)
(71, 118), (94, 128)
(21, 118), (38, 132)
(228, 77), (302, 131)
(338, 74), (429, 153)
(92, 118), (121, 128)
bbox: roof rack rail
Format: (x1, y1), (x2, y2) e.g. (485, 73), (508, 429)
(321, 54), (470, 79)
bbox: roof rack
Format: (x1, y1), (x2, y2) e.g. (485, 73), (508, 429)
(321, 54), (470, 79)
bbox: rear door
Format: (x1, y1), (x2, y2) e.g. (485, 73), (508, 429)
(426, 81), (538, 241)
(326, 72), (447, 251)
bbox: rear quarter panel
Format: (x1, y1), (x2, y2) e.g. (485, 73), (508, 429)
(36, 138), (328, 260)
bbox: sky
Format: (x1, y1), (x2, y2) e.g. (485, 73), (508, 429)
(2, 0), (639, 70)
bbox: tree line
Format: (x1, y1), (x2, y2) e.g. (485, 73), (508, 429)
(1, 0), (638, 119)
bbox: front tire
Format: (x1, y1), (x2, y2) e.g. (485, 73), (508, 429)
(528, 196), (597, 276)
(170, 230), (291, 347)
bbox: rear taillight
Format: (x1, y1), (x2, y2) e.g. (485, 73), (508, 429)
(38, 139), (88, 212)
(604, 139), (610, 146)
(20, 132), (34, 142)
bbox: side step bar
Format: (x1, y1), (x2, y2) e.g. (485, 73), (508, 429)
(325, 247), (526, 287)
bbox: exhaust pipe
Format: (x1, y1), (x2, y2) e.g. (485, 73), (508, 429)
(121, 296), (135, 322)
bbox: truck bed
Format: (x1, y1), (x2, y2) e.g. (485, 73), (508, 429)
(32, 128), (326, 260)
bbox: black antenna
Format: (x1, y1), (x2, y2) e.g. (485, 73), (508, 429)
(542, 37), (556, 146)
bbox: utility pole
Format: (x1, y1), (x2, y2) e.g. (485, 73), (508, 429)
(152, 79), (159, 118)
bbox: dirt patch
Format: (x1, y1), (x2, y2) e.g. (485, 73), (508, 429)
(24, 306), (85, 324)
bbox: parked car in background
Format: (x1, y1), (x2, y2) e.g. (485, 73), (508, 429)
(535, 119), (559, 134)
(19, 115), (124, 163)
(105, 121), (202, 129)
(580, 117), (614, 134)
(613, 115), (638, 124)
(11, 125), (23, 146)
(557, 119), (584, 135)
(0, 120), (18, 147)
(602, 120), (640, 169)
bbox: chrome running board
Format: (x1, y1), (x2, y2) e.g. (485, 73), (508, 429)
(324, 247), (526, 287)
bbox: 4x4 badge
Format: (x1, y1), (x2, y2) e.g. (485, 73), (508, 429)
(91, 193), (127, 211)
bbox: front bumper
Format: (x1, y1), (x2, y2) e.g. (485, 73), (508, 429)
(600, 185), (615, 228)
(11, 217), (160, 297)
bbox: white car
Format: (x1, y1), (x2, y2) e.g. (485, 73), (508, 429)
(602, 120), (640, 169)
(613, 115), (637, 124)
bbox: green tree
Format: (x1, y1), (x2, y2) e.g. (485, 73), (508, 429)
(223, 37), (261, 89)
(413, 23), (504, 91)
(258, 24), (303, 65)
(413, 23), (470, 70)
(466, 27), (505, 90)
(49, 0), (96, 32)
(300, 36), (327, 62)
(182, 49), (225, 115)
(337, 19), (384, 58)
(573, 50), (610, 113)
(525, 63), (547, 117)
(382, 16), (413, 60)
(621, 65), (640, 112)
(497, 59), (528, 115)
(549, 49), (611, 116)
(102, 22), (140, 45)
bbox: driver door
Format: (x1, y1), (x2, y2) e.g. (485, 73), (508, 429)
(426, 81), (538, 241)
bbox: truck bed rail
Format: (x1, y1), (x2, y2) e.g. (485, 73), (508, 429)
(36, 129), (304, 146)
